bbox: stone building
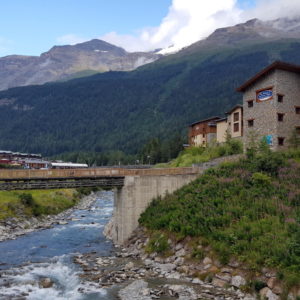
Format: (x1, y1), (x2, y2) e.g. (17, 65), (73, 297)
(237, 61), (300, 150)
(188, 117), (220, 147)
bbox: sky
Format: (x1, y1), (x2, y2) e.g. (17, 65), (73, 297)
(0, 0), (300, 57)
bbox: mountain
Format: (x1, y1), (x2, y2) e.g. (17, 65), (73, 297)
(1, 17), (300, 158)
(164, 17), (300, 54)
(0, 39), (160, 91)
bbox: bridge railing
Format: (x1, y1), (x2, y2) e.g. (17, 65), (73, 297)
(0, 167), (199, 180)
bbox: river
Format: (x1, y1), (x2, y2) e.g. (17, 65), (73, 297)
(0, 191), (119, 300)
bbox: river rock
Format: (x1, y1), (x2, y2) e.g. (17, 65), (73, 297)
(118, 280), (152, 300)
(231, 275), (246, 287)
(203, 257), (212, 265)
(175, 243), (183, 251)
(154, 263), (176, 273)
(192, 278), (204, 284)
(39, 277), (54, 288)
(164, 284), (198, 300)
(260, 287), (279, 300)
(176, 248), (186, 257)
(216, 273), (231, 282)
(124, 262), (134, 270)
(174, 257), (184, 265)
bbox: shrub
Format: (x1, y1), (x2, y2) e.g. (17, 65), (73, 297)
(19, 193), (35, 207)
(146, 232), (169, 254)
(252, 172), (272, 187)
(191, 247), (205, 260)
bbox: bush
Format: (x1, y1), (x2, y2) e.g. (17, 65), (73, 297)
(19, 193), (35, 206)
(252, 172), (272, 187)
(146, 232), (169, 254)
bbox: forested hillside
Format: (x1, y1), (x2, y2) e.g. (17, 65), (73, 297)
(1, 39), (300, 160)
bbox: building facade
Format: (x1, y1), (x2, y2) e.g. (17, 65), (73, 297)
(237, 61), (300, 150)
(188, 117), (220, 147)
(216, 118), (228, 143)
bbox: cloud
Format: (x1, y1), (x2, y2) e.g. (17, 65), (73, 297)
(245, 0), (300, 21)
(56, 34), (88, 45)
(101, 0), (242, 53)
(58, 0), (300, 54)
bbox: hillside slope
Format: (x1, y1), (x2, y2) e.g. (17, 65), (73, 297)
(140, 149), (300, 293)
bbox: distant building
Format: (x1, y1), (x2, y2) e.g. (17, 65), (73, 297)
(216, 118), (228, 143)
(226, 105), (243, 140)
(237, 61), (300, 149)
(215, 105), (244, 144)
(188, 117), (221, 147)
(23, 159), (49, 169)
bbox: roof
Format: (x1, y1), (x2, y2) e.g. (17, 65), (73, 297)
(23, 159), (49, 164)
(51, 162), (88, 168)
(237, 61), (300, 92)
(189, 116), (221, 127)
(215, 117), (228, 123)
(225, 104), (243, 115)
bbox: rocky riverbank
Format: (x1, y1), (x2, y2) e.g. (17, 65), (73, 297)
(0, 192), (100, 242)
(74, 226), (300, 300)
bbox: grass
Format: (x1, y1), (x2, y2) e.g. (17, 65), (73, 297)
(140, 148), (300, 290)
(0, 189), (78, 220)
(156, 137), (243, 168)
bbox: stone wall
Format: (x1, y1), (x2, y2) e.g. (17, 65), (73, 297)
(243, 69), (300, 149)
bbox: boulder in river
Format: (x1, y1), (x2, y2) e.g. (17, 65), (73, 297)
(39, 277), (54, 288)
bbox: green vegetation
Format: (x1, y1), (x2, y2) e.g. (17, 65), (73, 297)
(139, 148), (300, 289)
(0, 189), (78, 220)
(1, 40), (300, 161)
(145, 232), (170, 254)
(158, 136), (243, 167)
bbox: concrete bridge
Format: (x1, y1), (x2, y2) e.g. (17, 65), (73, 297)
(0, 167), (200, 243)
(0, 155), (240, 244)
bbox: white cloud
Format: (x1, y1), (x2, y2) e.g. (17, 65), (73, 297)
(101, 0), (242, 53)
(56, 34), (88, 45)
(245, 0), (300, 21)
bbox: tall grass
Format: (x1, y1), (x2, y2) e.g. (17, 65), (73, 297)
(0, 189), (78, 220)
(169, 138), (243, 167)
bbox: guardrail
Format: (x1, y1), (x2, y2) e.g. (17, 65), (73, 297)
(0, 167), (199, 180)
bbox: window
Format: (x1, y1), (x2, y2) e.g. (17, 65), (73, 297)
(295, 106), (300, 114)
(277, 113), (284, 122)
(248, 119), (254, 127)
(247, 100), (254, 108)
(278, 137), (285, 146)
(296, 127), (300, 135)
(277, 94), (284, 103)
(233, 112), (239, 122)
(234, 123), (239, 132)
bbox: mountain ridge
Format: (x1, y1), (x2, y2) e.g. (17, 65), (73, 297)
(0, 39), (160, 91)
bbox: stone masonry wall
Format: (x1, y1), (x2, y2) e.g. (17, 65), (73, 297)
(243, 69), (300, 149)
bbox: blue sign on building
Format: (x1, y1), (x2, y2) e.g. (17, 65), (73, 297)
(257, 89), (273, 101)
(265, 135), (273, 145)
